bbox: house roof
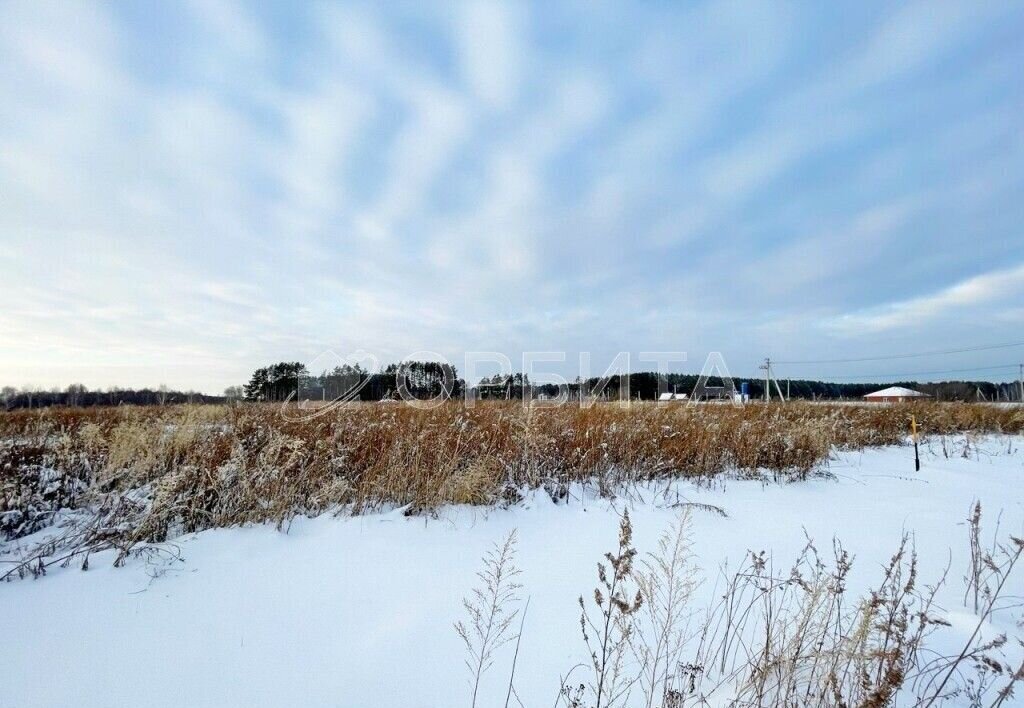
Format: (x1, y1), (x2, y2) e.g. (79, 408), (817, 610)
(863, 386), (930, 398)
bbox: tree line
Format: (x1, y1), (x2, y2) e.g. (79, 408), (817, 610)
(242, 361), (463, 402)
(3, 364), (1019, 410)
(1, 384), (226, 410)
(242, 364), (1019, 403)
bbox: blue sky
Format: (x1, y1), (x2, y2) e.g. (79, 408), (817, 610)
(2, 1), (1023, 393)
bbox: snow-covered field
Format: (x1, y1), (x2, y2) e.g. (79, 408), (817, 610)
(3, 436), (1023, 708)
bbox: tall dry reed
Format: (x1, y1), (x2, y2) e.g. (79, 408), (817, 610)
(2, 401), (1022, 577)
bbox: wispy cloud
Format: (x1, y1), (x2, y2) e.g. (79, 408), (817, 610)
(1, 0), (1022, 390)
(827, 263), (1024, 334)
(457, 0), (523, 110)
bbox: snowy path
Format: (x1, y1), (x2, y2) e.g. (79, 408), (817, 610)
(2, 437), (1023, 707)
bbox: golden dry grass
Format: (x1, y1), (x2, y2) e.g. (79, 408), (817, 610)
(2, 401), (1022, 547)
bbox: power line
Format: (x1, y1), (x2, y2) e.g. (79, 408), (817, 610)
(775, 341), (1024, 365)
(812, 363), (1019, 381)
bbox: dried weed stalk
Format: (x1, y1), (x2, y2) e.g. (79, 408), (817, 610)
(455, 530), (523, 708)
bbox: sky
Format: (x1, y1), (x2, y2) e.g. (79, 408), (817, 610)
(2, 0), (1023, 394)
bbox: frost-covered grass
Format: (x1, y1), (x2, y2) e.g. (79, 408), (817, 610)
(2, 402), (1023, 579)
(2, 438), (1023, 707)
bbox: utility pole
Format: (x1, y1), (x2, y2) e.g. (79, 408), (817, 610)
(759, 358), (786, 403)
(1019, 363), (1023, 402)
(773, 364), (786, 403)
(760, 358), (770, 402)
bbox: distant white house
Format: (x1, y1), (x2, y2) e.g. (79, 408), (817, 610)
(658, 392), (689, 402)
(863, 386), (930, 403)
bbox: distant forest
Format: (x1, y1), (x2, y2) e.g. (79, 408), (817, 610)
(3, 361), (1021, 410)
(0, 384), (225, 410)
(242, 362), (1024, 404)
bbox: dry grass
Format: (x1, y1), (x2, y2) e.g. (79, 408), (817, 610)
(537, 503), (1024, 707)
(1, 401), (1022, 577)
(443, 501), (1024, 707)
(578, 519), (1022, 707)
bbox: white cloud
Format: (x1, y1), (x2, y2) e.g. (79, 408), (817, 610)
(185, 0), (265, 61)
(366, 83), (471, 240)
(457, 0), (523, 110)
(827, 263), (1024, 334)
(2, 1), (1022, 390)
(838, 0), (1011, 92)
(197, 282), (260, 309)
(276, 80), (374, 219)
(703, 128), (807, 200)
(0, 1), (122, 97)
(747, 196), (924, 297)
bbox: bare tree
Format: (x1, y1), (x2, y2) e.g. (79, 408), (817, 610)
(65, 383), (87, 407)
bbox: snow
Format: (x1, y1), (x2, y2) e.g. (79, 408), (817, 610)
(2, 436), (1023, 707)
